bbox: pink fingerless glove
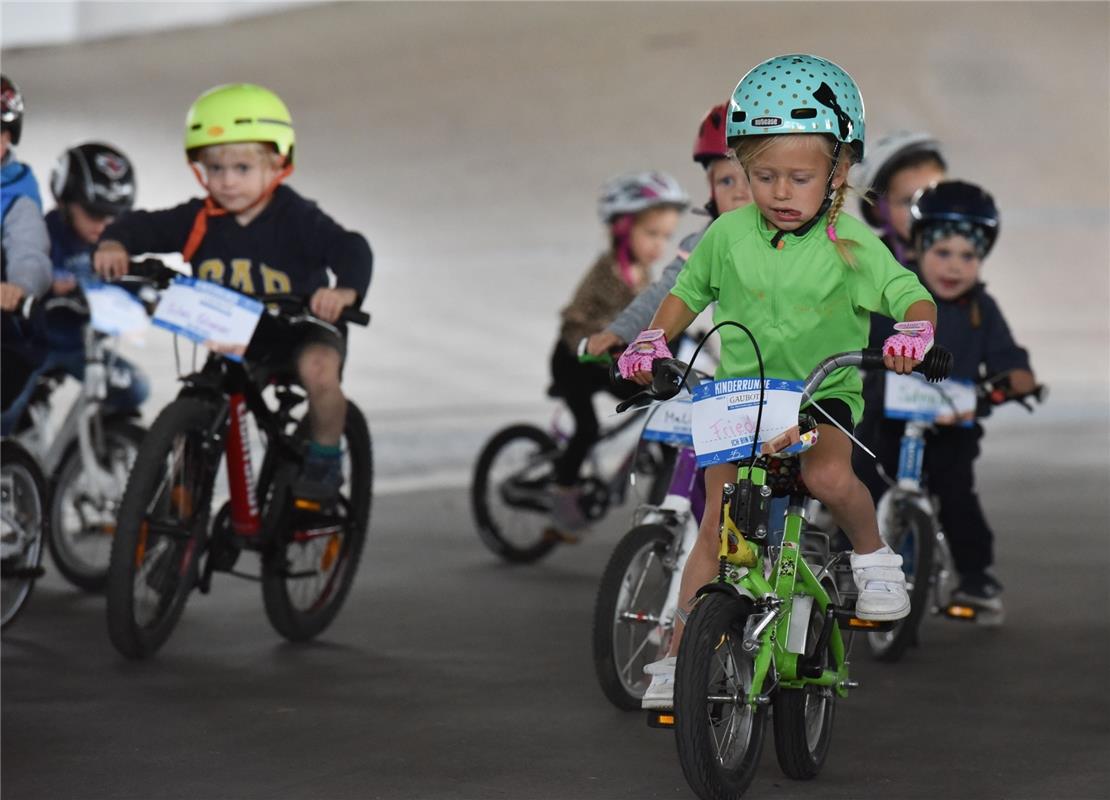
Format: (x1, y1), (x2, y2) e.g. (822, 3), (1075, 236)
(618, 328), (672, 379)
(883, 320), (935, 361)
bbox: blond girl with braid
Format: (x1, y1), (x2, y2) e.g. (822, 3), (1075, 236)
(617, 54), (938, 710)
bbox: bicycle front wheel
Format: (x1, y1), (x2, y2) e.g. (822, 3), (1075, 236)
(470, 424), (560, 563)
(261, 401), (373, 642)
(675, 591), (767, 800)
(48, 419), (145, 592)
(868, 495), (936, 662)
(1, 440), (47, 629)
(592, 523), (677, 710)
(106, 399), (218, 659)
(773, 588), (838, 780)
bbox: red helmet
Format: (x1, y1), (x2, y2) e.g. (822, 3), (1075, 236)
(692, 103), (729, 167)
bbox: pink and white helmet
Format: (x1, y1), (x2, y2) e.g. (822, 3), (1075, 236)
(597, 170), (689, 223)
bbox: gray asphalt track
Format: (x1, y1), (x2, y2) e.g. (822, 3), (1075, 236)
(3, 3), (1108, 799)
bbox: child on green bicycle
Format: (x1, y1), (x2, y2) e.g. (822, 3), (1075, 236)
(548, 171), (688, 535)
(94, 83), (372, 503)
(619, 54), (939, 709)
(860, 180), (1036, 621)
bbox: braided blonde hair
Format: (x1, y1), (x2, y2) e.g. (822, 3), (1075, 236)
(733, 135), (860, 268)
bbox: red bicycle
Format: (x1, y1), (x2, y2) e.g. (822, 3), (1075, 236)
(105, 263), (372, 659)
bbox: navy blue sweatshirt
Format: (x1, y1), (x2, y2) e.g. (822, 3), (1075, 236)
(101, 185), (371, 302)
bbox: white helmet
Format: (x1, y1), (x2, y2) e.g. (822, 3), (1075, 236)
(850, 130), (945, 226)
(598, 170), (689, 223)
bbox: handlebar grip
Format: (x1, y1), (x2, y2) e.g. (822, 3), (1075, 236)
(340, 308), (370, 327)
(862, 346), (952, 383)
(913, 347), (952, 383)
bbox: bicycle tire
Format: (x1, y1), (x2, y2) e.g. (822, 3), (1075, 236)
(48, 420), (145, 593)
(675, 591), (767, 800)
(261, 401), (373, 642)
(106, 398), (218, 659)
(1, 440), (48, 629)
(592, 523), (676, 710)
(470, 424), (560, 564)
(773, 587), (838, 780)
(867, 497), (936, 662)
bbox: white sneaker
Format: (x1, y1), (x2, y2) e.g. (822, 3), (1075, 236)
(641, 656), (677, 710)
(851, 546), (911, 621)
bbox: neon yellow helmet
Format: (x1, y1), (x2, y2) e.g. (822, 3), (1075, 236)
(184, 83), (295, 164)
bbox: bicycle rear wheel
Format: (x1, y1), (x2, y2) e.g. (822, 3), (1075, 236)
(674, 591), (767, 800)
(106, 399), (217, 659)
(592, 523), (677, 709)
(261, 401), (372, 642)
(470, 424), (560, 563)
(1, 440), (47, 629)
(868, 495), (936, 662)
(48, 420), (145, 592)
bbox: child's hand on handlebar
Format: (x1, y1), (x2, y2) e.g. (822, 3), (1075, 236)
(883, 320), (934, 375)
(0, 282), (26, 311)
(586, 330), (624, 357)
(618, 328), (672, 385)
(94, 241), (131, 280)
(309, 286), (357, 324)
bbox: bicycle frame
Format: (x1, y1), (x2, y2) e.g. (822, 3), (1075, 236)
(714, 464), (851, 703)
(17, 328), (122, 498)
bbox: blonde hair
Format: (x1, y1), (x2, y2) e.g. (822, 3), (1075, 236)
(194, 141), (282, 167)
(732, 135), (860, 268)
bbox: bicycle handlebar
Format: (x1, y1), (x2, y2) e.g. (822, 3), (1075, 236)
(612, 346), (954, 415)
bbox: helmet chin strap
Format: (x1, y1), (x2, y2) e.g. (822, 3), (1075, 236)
(768, 141), (842, 250)
(182, 159), (293, 263)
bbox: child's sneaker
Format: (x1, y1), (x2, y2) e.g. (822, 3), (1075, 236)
(293, 444), (344, 505)
(641, 655), (677, 710)
(850, 546), (911, 621)
(549, 484), (590, 538)
(951, 572), (1005, 625)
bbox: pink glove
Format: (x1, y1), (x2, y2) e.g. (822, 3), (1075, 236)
(883, 320), (935, 361)
(618, 328), (672, 379)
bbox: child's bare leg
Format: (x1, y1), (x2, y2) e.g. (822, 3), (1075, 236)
(802, 425), (909, 620)
(667, 462), (735, 656)
(799, 426), (883, 554)
(297, 343), (346, 445)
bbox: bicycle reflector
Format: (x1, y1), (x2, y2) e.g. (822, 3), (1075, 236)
(945, 604), (978, 621)
(647, 711), (676, 729)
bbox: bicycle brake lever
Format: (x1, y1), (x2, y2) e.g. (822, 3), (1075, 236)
(615, 391), (652, 414)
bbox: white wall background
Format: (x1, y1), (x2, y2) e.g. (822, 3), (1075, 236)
(1, 1), (316, 49)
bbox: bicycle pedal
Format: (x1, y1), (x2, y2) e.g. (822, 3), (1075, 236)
(833, 605), (895, 632)
(944, 603), (979, 622)
(646, 710), (675, 729)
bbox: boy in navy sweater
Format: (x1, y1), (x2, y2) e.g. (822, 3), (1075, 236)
(95, 83), (372, 502)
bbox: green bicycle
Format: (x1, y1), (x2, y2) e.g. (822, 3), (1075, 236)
(638, 340), (951, 800)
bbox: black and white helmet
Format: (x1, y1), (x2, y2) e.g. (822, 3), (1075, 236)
(51, 142), (136, 217)
(598, 170), (689, 223)
(850, 130), (945, 226)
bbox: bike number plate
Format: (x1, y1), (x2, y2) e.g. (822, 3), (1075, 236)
(152, 277), (264, 362)
(641, 394), (694, 446)
(82, 281), (150, 337)
(884, 373), (976, 427)
(691, 378), (803, 467)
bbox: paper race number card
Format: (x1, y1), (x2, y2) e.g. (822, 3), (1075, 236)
(641, 394), (693, 446)
(152, 277), (264, 362)
(884, 372), (976, 427)
(81, 281), (151, 337)
(691, 378), (804, 467)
